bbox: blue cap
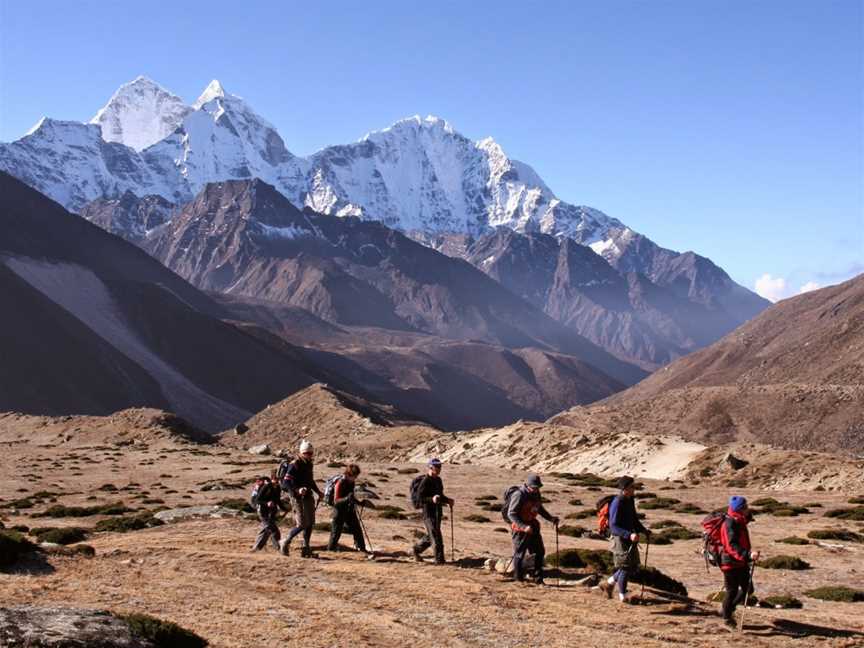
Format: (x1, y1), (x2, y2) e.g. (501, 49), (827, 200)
(729, 496), (748, 512)
(428, 458), (442, 467)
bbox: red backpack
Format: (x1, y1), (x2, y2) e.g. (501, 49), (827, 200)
(596, 494), (616, 537)
(701, 511), (726, 567)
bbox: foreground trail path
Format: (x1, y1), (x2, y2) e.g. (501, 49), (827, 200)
(3, 518), (862, 648)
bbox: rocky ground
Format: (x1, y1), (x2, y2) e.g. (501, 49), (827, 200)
(2, 411), (864, 647)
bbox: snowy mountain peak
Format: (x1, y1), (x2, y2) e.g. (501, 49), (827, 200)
(194, 79), (228, 109)
(24, 116), (48, 136)
(90, 76), (190, 151)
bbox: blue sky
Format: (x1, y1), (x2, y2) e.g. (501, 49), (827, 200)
(1, 0), (861, 297)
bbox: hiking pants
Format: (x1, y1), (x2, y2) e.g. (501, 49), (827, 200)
(328, 504), (366, 551)
(722, 567), (753, 620)
(287, 491), (316, 549)
(511, 520), (545, 581)
(611, 535), (640, 594)
(252, 507), (281, 551)
(414, 505), (444, 562)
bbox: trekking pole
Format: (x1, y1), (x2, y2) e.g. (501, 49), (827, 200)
(449, 502), (455, 562)
(357, 504), (374, 553)
(555, 521), (560, 588)
(739, 560), (757, 634)
(640, 534), (651, 602)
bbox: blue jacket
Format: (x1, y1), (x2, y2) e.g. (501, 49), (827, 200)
(609, 494), (647, 538)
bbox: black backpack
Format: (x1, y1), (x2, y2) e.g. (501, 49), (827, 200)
(501, 485), (520, 523)
(409, 474), (427, 509)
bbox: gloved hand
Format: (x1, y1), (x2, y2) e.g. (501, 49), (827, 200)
(551, 516), (560, 526)
(521, 525), (533, 535)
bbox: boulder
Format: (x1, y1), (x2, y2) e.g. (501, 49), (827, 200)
(234, 423), (248, 436)
(723, 453), (749, 470)
(248, 444), (271, 455)
(0, 606), (150, 647)
(153, 506), (240, 524)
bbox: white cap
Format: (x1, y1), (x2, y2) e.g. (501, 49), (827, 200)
(299, 440), (313, 454)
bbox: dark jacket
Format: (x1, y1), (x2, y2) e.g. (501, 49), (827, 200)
(283, 458), (323, 498)
(609, 494), (648, 539)
(508, 486), (553, 532)
(720, 508), (752, 571)
(418, 474), (451, 515)
(257, 479), (288, 516)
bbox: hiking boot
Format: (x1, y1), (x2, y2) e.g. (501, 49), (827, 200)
(279, 539), (290, 556)
(366, 552), (376, 561)
(533, 575), (545, 586)
(722, 617), (737, 632)
(412, 548), (423, 563)
(599, 581), (614, 599)
(434, 559), (446, 566)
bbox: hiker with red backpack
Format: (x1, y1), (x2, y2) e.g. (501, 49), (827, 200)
(326, 463), (373, 558)
(279, 440), (323, 558)
(411, 458), (454, 565)
(505, 474), (560, 585)
(599, 476), (651, 603)
(250, 469), (289, 552)
(718, 496), (760, 630)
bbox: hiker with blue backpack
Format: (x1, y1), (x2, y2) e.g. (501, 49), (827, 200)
(411, 458), (454, 564)
(504, 474), (560, 585)
(599, 476), (652, 603)
(279, 440), (323, 558)
(250, 469), (289, 552)
(325, 463), (374, 558)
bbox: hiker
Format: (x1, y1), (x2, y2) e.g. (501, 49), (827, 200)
(279, 440), (323, 558)
(251, 469), (288, 552)
(327, 463), (372, 556)
(600, 476), (651, 602)
(719, 496), (760, 630)
(412, 458), (454, 564)
(506, 473), (559, 585)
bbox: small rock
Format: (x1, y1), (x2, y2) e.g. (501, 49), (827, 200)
(234, 423), (249, 435)
(154, 505), (241, 523)
(248, 444), (271, 456)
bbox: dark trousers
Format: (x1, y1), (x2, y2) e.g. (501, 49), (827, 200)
(328, 505), (366, 551)
(252, 508), (281, 550)
(414, 506), (444, 562)
(511, 520), (545, 581)
(722, 567), (754, 620)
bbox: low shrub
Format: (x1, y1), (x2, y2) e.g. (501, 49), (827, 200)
(545, 548), (585, 569)
(565, 508), (595, 520)
(631, 566), (688, 597)
(377, 506), (407, 520)
(761, 595), (803, 609)
(651, 520), (683, 529)
(217, 498), (254, 514)
(824, 506), (864, 521)
(396, 468), (419, 474)
(656, 526), (700, 541)
(634, 492), (656, 499)
(557, 525), (586, 538)
(807, 528), (864, 543)
(312, 522), (331, 532)
(760, 555), (811, 570)
(848, 496), (864, 505)
(0, 530), (35, 566)
(674, 503), (707, 515)
(475, 495), (497, 502)
(804, 586), (864, 603)
(463, 514), (491, 523)
(34, 503), (133, 518)
(94, 512), (164, 533)
(32, 527), (88, 545)
(567, 498), (583, 506)
(776, 536), (810, 545)
(639, 498), (680, 510)
(122, 613), (208, 648)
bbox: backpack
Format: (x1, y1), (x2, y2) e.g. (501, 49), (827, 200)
(501, 485), (521, 523)
(323, 474), (342, 506)
(701, 511), (727, 567)
(276, 458), (293, 490)
(596, 494), (616, 537)
(409, 474), (427, 509)
(249, 476), (268, 508)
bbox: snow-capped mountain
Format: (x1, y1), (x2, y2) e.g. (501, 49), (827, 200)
(0, 76), (767, 334)
(90, 76), (191, 151)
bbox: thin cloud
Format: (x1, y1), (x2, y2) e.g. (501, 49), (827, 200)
(798, 281), (821, 294)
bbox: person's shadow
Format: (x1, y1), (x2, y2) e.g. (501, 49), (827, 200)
(747, 619), (864, 639)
